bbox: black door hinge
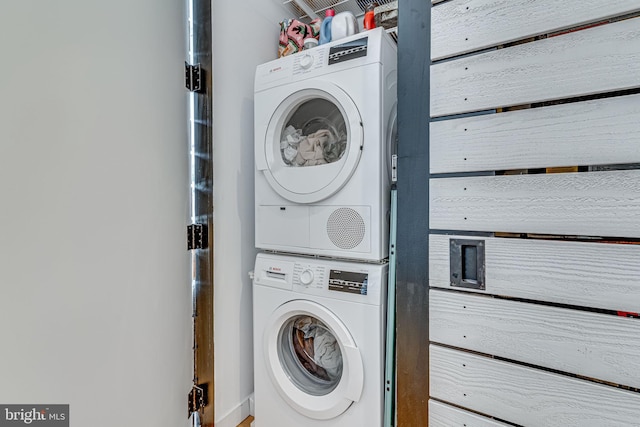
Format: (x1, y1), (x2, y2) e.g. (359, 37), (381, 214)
(187, 224), (208, 250)
(185, 62), (202, 92)
(188, 384), (208, 417)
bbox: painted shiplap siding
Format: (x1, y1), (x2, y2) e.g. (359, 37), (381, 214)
(432, 0), (640, 60)
(429, 235), (640, 312)
(429, 400), (511, 427)
(430, 290), (640, 389)
(431, 17), (640, 116)
(430, 93), (640, 174)
(430, 345), (640, 427)
(429, 2), (640, 425)
(430, 170), (640, 238)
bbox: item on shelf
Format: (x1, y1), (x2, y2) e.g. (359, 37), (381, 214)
(319, 9), (335, 45)
(303, 37), (318, 49)
(375, 0), (398, 30)
(331, 11), (358, 40)
(278, 18), (321, 58)
(364, 2), (379, 30)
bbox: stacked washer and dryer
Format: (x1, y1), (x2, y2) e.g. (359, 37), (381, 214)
(252, 27), (397, 426)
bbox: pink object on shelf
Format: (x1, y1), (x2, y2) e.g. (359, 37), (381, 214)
(278, 18), (321, 58)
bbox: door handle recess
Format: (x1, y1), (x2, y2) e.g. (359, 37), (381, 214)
(450, 239), (485, 290)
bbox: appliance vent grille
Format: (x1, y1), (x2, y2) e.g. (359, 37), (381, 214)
(327, 208), (366, 249)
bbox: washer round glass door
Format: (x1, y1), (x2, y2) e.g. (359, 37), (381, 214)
(258, 81), (364, 204)
(264, 300), (364, 420)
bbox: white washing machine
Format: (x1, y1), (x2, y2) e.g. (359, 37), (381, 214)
(252, 252), (388, 426)
(254, 27), (397, 261)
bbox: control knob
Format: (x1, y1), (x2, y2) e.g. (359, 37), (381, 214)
(300, 269), (314, 286)
(299, 54), (314, 70)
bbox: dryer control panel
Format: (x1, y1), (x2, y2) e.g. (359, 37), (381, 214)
(328, 36), (368, 65)
(292, 49), (327, 75)
(254, 27), (394, 93)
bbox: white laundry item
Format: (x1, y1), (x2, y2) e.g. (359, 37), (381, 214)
(282, 125), (298, 139)
(293, 129), (332, 166)
(313, 327), (342, 380)
(281, 126), (304, 164)
(283, 145), (298, 162)
(287, 130), (303, 144)
(280, 125), (295, 149)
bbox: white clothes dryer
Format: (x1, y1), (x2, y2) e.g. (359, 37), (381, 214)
(254, 28), (397, 261)
(252, 252), (388, 427)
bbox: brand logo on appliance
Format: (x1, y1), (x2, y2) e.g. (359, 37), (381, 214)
(269, 267), (282, 272)
(269, 66), (282, 74)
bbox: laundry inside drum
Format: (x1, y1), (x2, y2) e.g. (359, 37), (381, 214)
(280, 98), (348, 167)
(278, 315), (344, 396)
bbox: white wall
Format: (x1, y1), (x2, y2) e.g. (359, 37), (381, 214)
(0, 2), (191, 426)
(211, 1), (290, 425)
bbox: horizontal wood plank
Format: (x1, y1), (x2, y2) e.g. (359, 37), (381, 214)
(430, 18), (640, 117)
(429, 400), (510, 427)
(430, 94), (640, 174)
(430, 170), (640, 238)
(432, 0), (640, 60)
(430, 345), (640, 426)
(429, 235), (640, 312)
(430, 290), (640, 388)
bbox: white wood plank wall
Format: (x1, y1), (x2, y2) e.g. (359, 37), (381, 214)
(432, 0), (640, 60)
(430, 290), (640, 389)
(429, 400), (511, 427)
(431, 17), (640, 117)
(430, 170), (640, 237)
(429, 235), (640, 313)
(430, 93), (640, 174)
(430, 345), (640, 427)
(429, 1), (640, 425)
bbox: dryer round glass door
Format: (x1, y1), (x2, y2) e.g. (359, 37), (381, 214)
(258, 81), (364, 204)
(264, 300), (364, 420)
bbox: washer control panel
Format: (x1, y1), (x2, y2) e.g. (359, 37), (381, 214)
(292, 263), (368, 295)
(254, 253), (387, 303)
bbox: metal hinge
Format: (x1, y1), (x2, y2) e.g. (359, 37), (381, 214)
(391, 154), (398, 183)
(185, 62), (202, 92)
(188, 384), (207, 416)
(187, 224), (208, 250)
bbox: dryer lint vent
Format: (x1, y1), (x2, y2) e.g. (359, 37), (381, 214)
(327, 208), (366, 250)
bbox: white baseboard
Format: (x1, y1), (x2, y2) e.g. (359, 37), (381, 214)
(215, 397), (251, 427)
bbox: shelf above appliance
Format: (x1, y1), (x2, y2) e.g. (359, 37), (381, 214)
(280, 0), (398, 42)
